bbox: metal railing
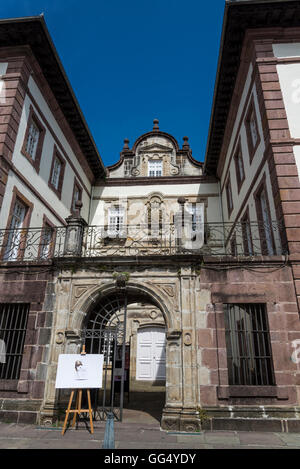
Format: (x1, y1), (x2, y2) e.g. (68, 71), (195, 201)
(0, 220), (288, 263)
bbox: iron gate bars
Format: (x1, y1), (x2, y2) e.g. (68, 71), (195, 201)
(81, 294), (128, 421)
(224, 303), (275, 386)
(0, 303), (30, 380)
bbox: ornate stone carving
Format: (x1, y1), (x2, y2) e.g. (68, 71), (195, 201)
(149, 310), (158, 320)
(161, 285), (175, 297)
(74, 285), (92, 299)
(182, 422), (198, 433)
(55, 330), (65, 345)
(40, 416), (54, 426)
(167, 329), (182, 341)
(161, 418), (179, 431)
(183, 331), (192, 346)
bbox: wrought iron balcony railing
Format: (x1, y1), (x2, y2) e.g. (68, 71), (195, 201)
(0, 221), (288, 263)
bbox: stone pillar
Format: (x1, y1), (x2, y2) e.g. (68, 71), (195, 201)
(179, 267), (200, 432)
(63, 215), (87, 257)
(161, 329), (183, 431)
(39, 275), (80, 424)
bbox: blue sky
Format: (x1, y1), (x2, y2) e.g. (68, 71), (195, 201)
(1, 0), (225, 166)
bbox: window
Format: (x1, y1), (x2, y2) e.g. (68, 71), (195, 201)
(71, 181), (82, 215)
(234, 144), (245, 192)
(21, 107), (45, 172)
(224, 303), (275, 386)
(186, 203), (205, 234)
(49, 147), (65, 198)
(225, 178), (233, 216)
(249, 110), (258, 148)
(241, 210), (253, 256)
(4, 199), (27, 261)
(108, 206), (125, 236)
(245, 98), (260, 162)
(39, 221), (55, 259)
(255, 182), (275, 256)
(51, 157), (62, 189)
(25, 120), (39, 160)
(124, 159), (133, 177)
(230, 235), (237, 256)
(148, 160), (162, 177)
(0, 303), (30, 380)
(147, 200), (163, 237)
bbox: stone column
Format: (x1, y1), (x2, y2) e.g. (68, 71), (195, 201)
(179, 267), (200, 432)
(161, 329), (183, 431)
(63, 212), (87, 257)
(39, 275), (79, 424)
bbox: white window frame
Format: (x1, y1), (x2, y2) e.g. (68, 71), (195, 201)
(51, 156), (62, 190)
(148, 160), (162, 177)
(4, 200), (27, 261)
(249, 110), (258, 148)
(25, 120), (40, 160)
(108, 206), (125, 237)
(40, 225), (54, 259)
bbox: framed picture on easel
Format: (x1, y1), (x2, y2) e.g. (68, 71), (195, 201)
(55, 351), (104, 435)
(55, 354), (104, 389)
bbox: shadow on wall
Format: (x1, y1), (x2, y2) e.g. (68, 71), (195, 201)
(122, 391), (165, 423)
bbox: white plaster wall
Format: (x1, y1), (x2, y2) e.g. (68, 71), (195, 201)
(220, 68), (266, 223)
(0, 62), (8, 76)
(292, 145), (300, 180)
(27, 76), (92, 192)
(276, 62), (300, 139)
(273, 43), (300, 58)
(0, 63), (8, 112)
(90, 182), (221, 225)
(220, 63), (253, 187)
(0, 171), (64, 228)
(5, 76), (93, 227)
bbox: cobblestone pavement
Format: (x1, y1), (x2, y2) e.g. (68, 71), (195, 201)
(0, 420), (300, 449)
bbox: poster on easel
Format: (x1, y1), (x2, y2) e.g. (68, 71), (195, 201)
(55, 354), (104, 389)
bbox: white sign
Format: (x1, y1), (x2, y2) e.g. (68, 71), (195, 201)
(55, 354), (104, 389)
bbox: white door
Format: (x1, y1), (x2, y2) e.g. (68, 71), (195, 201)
(136, 326), (166, 381)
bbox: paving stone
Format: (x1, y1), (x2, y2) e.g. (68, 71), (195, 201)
(275, 433), (300, 446)
(1, 421), (300, 449)
(204, 431), (240, 445)
(238, 431), (285, 446)
(176, 435), (206, 444)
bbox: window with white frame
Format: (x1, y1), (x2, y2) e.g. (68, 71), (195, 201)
(25, 120), (40, 160)
(258, 188), (275, 256)
(249, 110), (258, 148)
(40, 224), (54, 259)
(4, 199), (27, 261)
(185, 202), (205, 248)
(148, 160), (162, 177)
(108, 206), (125, 236)
(226, 178), (233, 216)
(51, 156), (62, 190)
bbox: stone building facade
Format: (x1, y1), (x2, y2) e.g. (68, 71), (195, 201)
(2, 1), (300, 431)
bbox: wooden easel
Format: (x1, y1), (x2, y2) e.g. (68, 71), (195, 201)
(61, 346), (94, 435)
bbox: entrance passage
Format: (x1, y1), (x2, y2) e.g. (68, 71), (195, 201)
(81, 289), (167, 424)
(136, 326), (166, 381)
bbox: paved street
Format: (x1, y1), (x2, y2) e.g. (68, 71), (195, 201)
(1, 420), (300, 449)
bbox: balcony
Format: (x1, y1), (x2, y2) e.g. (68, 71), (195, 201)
(0, 220), (288, 263)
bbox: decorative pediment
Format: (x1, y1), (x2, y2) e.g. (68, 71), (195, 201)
(138, 143), (173, 153)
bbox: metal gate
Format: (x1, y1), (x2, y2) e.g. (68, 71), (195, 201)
(81, 293), (127, 421)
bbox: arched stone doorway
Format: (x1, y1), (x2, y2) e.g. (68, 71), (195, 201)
(81, 285), (170, 425)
